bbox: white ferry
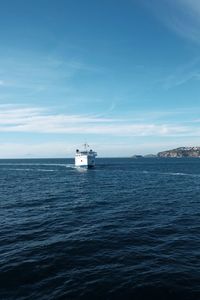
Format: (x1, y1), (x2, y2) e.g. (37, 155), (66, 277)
(75, 143), (97, 168)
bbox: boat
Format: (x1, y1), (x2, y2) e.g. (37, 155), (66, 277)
(75, 143), (97, 167)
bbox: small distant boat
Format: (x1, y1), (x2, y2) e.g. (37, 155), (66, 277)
(75, 143), (97, 168)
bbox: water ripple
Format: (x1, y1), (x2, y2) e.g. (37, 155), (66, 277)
(0, 158), (200, 299)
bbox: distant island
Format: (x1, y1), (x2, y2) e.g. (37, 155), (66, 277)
(131, 147), (200, 158)
(158, 147), (200, 158)
(131, 154), (157, 158)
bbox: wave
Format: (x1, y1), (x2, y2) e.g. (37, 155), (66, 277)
(141, 171), (200, 177)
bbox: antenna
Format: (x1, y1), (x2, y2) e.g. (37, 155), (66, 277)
(83, 142), (89, 151)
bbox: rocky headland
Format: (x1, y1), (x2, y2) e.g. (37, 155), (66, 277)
(157, 147), (200, 158)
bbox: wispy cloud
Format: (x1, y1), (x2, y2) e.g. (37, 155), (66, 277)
(143, 0), (200, 44)
(169, 0), (200, 43)
(0, 104), (200, 137)
(162, 57), (200, 89)
(0, 51), (103, 103)
(140, 1), (200, 90)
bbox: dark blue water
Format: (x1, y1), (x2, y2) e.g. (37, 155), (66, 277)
(0, 158), (200, 300)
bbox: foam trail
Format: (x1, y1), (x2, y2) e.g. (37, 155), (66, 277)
(2, 168), (55, 172)
(0, 163), (72, 166)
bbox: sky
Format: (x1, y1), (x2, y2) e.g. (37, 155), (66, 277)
(0, 0), (200, 158)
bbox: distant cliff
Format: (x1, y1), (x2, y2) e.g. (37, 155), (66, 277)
(157, 147), (200, 158)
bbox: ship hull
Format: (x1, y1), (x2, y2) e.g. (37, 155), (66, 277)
(75, 154), (96, 167)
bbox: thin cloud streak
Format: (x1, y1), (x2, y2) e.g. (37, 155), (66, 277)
(0, 105), (200, 137)
(0, 52), (103, 104)
(143, 0), (200, 44)
(141, 1), (200, 90)
(162, 57), (200, 89)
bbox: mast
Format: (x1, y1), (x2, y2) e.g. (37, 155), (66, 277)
(83, 142), (89, 151)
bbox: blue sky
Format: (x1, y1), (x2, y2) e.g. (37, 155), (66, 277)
(0, 0), (200, 157)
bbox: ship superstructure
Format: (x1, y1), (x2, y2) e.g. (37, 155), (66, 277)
(75, 143), (97, 167)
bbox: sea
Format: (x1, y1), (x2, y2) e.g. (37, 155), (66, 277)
(0, 158), (200, 300)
